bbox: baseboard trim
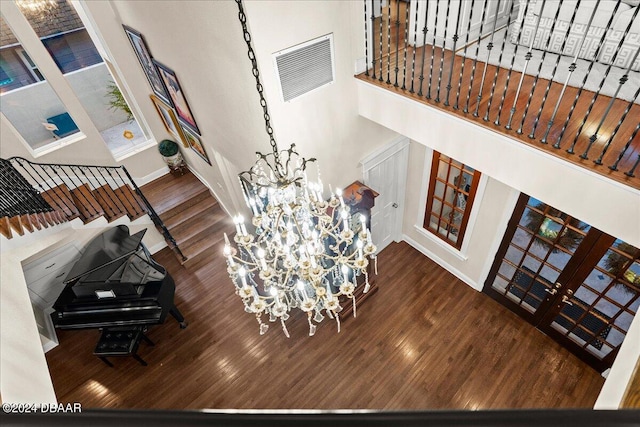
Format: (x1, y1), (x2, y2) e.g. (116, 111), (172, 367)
(187, 165), (233, 218)
(402, 234), (481, 291)
(148, 241), (168, 255)
(135, 166), (170, 187)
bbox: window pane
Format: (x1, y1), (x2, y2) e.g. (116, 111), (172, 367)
(16, 0), (148, 156)
(0, 15), (79, 149)
(424, 151), (480, 248)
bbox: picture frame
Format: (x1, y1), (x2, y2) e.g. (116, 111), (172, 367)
(180, 123), (210, 165)
(150, 94), (187, 147)
(122, 25), (170, 105)
(153, 60), (200, 135)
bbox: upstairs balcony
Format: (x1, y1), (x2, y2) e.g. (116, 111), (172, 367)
(357, 0), (640, 189)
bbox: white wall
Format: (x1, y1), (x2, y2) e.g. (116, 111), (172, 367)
(102, 0), (398, 215)
(357, 78), (640, 409)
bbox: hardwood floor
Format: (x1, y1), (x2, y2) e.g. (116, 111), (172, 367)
(45, 224), (605, 409)
(365, 2), (640, 189)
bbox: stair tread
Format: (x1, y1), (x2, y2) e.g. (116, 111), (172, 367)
(168, 204), (225, 244)
(41, 184), (79, 220)
(71, 184), (104, 223)
(92, 184), (127, 222)
(162, 197), (218, 230)
(139, 171), (209, 216)
(114, 186), (146, 221)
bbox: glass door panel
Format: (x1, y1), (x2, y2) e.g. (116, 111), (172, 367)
(487, 196), (589, 316)
(547, 240), (640, 362)
(484, 193), (638, 371)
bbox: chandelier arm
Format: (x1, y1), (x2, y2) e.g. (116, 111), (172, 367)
(235, 0), (282, 170)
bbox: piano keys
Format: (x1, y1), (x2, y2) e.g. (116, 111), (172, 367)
(51, 225), (187, 330)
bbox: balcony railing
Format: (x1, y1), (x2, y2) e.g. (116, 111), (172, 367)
(359, 0), (640, 187)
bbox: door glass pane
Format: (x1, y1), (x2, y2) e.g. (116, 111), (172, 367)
(0, 15), (79, 150)
(16, 0), (148, 156)
(489, 195), (592, 314)
(551, 241), (640, 360)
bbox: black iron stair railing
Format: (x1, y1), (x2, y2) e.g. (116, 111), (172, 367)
(3, 157), (186, 262)
(362, 0), (640, 180)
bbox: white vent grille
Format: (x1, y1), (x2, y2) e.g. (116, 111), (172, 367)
(274, 34), (334, 102)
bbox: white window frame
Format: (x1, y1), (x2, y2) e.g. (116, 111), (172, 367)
(0, 0), (154, 160)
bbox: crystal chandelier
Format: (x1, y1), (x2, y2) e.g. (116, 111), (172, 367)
(224, 0), (377, 337)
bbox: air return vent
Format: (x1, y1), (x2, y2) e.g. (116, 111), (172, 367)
(273, 34), (334, 102)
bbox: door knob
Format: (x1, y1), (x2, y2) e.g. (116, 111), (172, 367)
(561, 295), (573, 306)
(545, 288), (558, 295)
(392, 203), (398, 208)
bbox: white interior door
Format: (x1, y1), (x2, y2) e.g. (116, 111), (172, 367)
(362, 137), (409, 253)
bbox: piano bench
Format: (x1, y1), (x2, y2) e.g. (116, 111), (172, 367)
(94, 326), (154, 367)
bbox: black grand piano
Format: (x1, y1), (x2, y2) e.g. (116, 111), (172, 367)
(51, 225), (187, 330)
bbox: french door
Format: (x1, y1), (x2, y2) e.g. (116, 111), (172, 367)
(484, 194), (640, 372)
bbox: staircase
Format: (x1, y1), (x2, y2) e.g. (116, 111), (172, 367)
(0, 181), (145, 240)
(0, 157), (185, 262)
(139, 171), (226, 268)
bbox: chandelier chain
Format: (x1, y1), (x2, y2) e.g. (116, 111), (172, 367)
(235, 0), (280, 167)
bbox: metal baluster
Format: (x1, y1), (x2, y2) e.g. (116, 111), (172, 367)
(370, 0), (377, 80)
(542, 0), (602, 144)
(580, 47), (640, 159)
(120, 166), (186, 262)
(379, 0), (384, 81)
(484, 0), (518, 121)
(387, 0), (392, 84)
(16, 161), (74, 216)
(111, 168), (145, 217)
(594, 86), (640, 165)
(417, 0), (430, 97)
(428, 0), (442, 100)
(465, 0), (490, 113)
(394, 0), (401, 87)
(473, 0), (502, 117)
(444, 0), (463, 106)
(626, 154), (640, 177)
(609, 122), (640, 171)
(526, 1), (582, 138)
(436, 0), (452, 103)
(500, 0), (536, 128)
(75, 166), (116, 218)
(67, 165), (99, 217)
(85, 166), (121, 218)
(496, 0), (548, 128)
(401, 0), (410, 90)
(409, 0), (420, 93)
(554, 0), (623, 148)
(454, 0), (476, 110)
(565, 1), (638, 153)
(364, 0), (370, 77)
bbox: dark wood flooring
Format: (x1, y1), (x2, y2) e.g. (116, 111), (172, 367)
(365, 2), (640, 189)
(45, 231), (605, 409)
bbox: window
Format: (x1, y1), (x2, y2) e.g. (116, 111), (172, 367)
(423, 151), (481, 249)
(0, 0), (149, 158)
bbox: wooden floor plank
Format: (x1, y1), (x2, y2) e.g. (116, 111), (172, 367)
(363, 1), (640, 189)
(45, 234), (605, 410)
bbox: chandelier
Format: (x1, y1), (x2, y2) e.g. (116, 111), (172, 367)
(223, 0), (377, 337)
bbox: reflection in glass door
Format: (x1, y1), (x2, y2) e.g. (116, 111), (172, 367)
(484, 194), (640, 371)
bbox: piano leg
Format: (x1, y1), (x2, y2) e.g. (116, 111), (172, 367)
(99, 356), (114, 368)
(170, 305), (188, 329)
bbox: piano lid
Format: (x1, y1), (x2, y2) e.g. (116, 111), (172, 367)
(64, 225), (147, 284)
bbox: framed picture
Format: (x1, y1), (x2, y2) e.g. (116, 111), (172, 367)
(122, 25), (170, 105)
(180, 123), (210, 165)
(150, 95), (187, 147)
(153, 60), (200, 135)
